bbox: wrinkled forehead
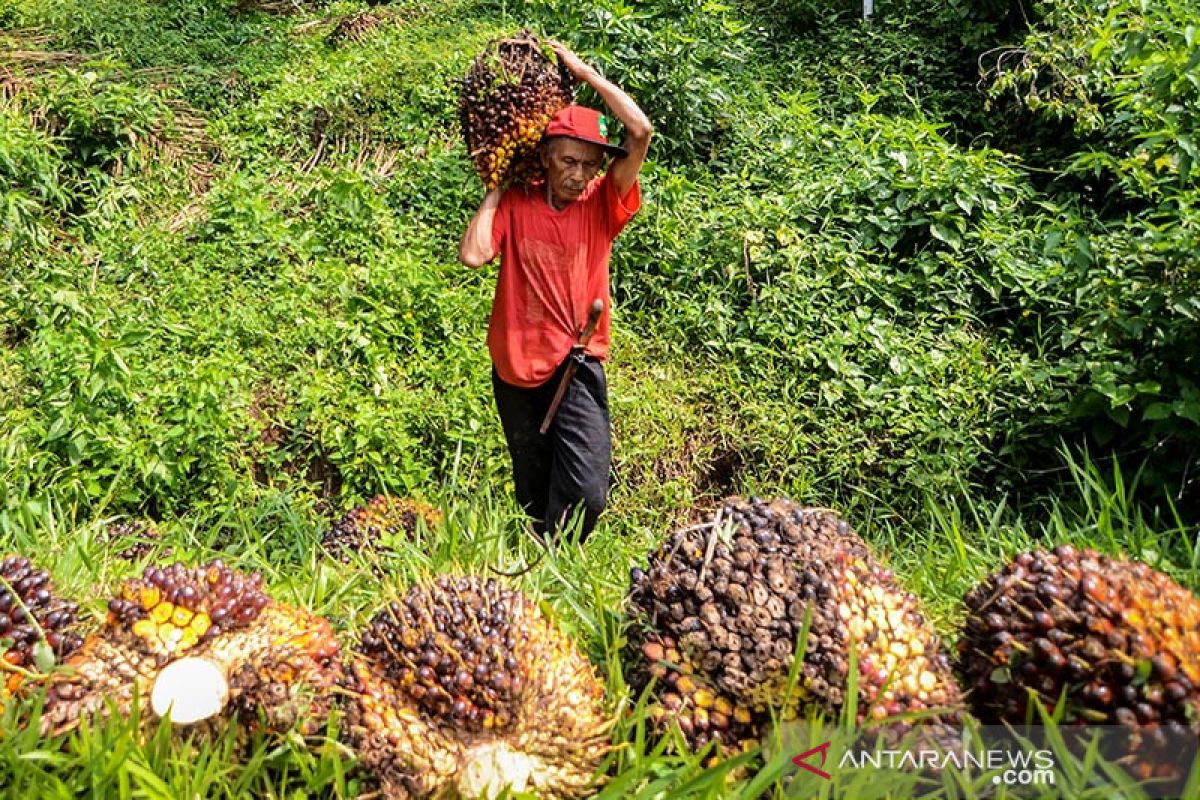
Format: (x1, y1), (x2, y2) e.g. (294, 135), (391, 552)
(546, 137), (606, 162)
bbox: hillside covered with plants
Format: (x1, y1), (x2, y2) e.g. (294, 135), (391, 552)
(2, 0), (1199, 796)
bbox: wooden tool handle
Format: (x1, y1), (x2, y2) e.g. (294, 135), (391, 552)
(579, 298), (603, 347)
(538, 299), (605, 435)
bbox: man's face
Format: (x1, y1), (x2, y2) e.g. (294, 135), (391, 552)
(542, 137), (606, 207)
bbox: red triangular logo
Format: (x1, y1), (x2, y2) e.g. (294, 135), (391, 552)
(792, 740), (833, 780)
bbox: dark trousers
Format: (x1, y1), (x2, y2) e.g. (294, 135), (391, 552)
(492, 356), (611, 539)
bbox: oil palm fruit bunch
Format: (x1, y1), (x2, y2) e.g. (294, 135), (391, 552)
(41, 559), (342, 737)
(328, 9), (385, 44)
(628, 497), (963, 758)
(321, 495), (443, 564)
(0, 555), (83, 704)
(345, 574), (609, 799)
(958, 545), (1200, 779)
(458, 30), (576, 190)
(103, 518), (169, 561)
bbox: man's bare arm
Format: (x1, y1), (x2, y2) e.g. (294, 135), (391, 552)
(550, 42), (652, 200)
(459, 188), (504, 268)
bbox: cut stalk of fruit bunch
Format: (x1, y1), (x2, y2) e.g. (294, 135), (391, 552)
(151, 656), (229, 724)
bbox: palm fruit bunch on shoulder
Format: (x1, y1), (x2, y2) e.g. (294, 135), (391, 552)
(41, 559), (341, 738)
(346, 574), (609, 799)
(628, 497), (963, 759)
(322, 495), (444, 564)
(103, 518), (170, 561)
(0, 555), (83, 706)
(458, 30), (576, 190)
(958, 545), (1200, 781)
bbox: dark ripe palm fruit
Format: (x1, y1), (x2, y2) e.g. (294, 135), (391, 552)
(628, 497), (963, 756)
(959, 545), (1200, 778)
(103, 519), (169, 561)
(103, 559), (270, 656)
(0, 554), (84, 702)
(210, 602), (343, 736)
(41, 559), (341, 738)
(328, 10), (384, 44)
(322, 496), (444, 564)
(629, 631), (759, 763)
(346, 574), (610, 799)
(458, 30), (577, 191)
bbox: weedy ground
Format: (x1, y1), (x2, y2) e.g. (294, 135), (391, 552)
(2, 0), (1199, 797)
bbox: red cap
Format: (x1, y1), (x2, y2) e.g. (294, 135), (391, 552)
(544, 105), (627, 158)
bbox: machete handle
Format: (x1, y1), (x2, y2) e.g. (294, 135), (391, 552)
(579, 298), (603, 347)
(537, 299), (605, 436)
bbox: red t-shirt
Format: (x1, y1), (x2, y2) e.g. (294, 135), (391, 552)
(488, 173), (641, 387)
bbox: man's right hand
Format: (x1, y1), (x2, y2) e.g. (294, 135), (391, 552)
(459, 188), (504, 268)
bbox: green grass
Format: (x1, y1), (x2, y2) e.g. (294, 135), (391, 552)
(3, 465), (1198, 798)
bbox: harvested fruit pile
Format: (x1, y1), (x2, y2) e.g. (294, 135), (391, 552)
(327, 9), (386, 44)
(5, 498), (1200, 795)
(627, 497), (964, 759)
(958, 545), (1200, 780)
(0, 555), (82, 701)
(458, 31), (576, 190)
(41, 559), (341, 737)
(321, 495), (443, 563)
(103, 519), (168, 561)
(346, 574), (609, 799)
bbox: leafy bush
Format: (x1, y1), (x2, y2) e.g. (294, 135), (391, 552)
(0, 107), (67, 252)
(0, 64), (172, 259)
(748, 0), (1031, 126)
(987, 0), (1200, 192)
(603, 99), (1092, 502)
(34, 68), (167, 172)
(980, 0), (1200, 495)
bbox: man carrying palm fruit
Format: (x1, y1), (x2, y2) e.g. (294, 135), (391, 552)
(459, 41), (652, 540)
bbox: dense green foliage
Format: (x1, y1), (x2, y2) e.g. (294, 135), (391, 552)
(4, 0), (1197, 522)
(2, 0), (1199, 795)
(6, 0), (1198, 525)
(982, 0), (1200, 490)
